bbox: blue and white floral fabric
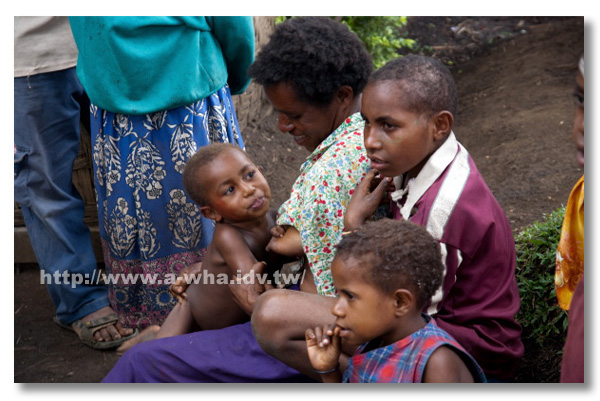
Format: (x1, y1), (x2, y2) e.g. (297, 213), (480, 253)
(90, 84), (243, 329)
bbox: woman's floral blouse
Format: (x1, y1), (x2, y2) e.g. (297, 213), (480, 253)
(277, 113), (370, 296)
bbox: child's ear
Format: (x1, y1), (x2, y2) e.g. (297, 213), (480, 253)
(432, 111), (454, 141)
(200, 206), (222, 222)
(393, 288), (414, 317)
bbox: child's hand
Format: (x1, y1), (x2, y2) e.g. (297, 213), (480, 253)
(266, 225), (287, 253)
(270, 225), (287, 238)
(369, 171), (396, 194)
(344, 169), (391, 231)
(266, 226), (304, 257)
(305, 324), (341, 373)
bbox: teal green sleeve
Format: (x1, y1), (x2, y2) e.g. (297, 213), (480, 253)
(208, 16), (255, 95)
(68, 16), (255, 114)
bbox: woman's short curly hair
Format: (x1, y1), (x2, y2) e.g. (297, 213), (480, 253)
(248, 17), (372, 106)
(335, 219), (444, 309)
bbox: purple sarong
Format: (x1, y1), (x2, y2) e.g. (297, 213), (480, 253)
(103, 320), (313, 383)
(103, 283), (314, 383)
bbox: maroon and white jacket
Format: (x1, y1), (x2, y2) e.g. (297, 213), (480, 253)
(391, 132), (524, 380)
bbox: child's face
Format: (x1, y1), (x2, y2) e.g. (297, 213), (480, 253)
(330, 256), (399, 347)
(572, 70), (584, 167)
(201, 148), (271, 223)
(361, 81), (440, 178)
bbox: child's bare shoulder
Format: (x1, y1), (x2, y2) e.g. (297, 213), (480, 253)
(422, 345), (474, 383)
(203, 223), (251, 269)
(211, 222), (246, 247)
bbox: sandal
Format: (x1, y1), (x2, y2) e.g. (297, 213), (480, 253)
(53, 313), (139, 350)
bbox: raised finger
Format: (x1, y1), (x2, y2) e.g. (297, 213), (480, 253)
(358, 169), (379, 192)
(314, 325), (324, 345)
(371, 175), (392, 199)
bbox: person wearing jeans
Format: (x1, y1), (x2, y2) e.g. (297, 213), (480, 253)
(14, 16), (135, 349)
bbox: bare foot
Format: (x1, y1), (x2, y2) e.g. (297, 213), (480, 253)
(117, 325), (160, 356)
(73, 306), (134, 343)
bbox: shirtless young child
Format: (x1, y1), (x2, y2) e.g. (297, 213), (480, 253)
(120, 143), (281, 349)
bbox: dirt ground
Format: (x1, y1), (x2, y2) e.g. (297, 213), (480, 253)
(14, 17), (584, 383)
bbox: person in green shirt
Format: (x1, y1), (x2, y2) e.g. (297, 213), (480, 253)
(68, 16), (255, 334)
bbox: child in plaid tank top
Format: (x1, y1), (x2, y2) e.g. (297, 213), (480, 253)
(305, 219), (486, 383)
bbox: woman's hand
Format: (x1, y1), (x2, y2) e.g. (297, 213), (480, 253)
(344, 169), (392, 231)
(229, 261), (275, 314)
(169, 262), (204, 303)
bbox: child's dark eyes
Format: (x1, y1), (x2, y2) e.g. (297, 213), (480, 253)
(361, 117), (395, 131)
(225, 186), (235, 195)
(573, 93), (584, 107)
(246, 170), (256, 180)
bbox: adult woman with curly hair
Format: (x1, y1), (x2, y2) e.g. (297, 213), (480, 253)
(248, 17), (373, 297)
(103, 16), (372, 383)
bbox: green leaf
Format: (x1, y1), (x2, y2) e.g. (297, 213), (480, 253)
(515, 207), (568, 356)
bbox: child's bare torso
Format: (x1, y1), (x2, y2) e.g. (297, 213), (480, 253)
(185, 210), (278, 330)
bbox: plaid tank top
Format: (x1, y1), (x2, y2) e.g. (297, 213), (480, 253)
(342, 315), (486, 383)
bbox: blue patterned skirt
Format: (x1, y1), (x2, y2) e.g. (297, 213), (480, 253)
(90, 85), (243, 329)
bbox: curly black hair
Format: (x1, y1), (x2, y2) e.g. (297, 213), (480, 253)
(369, 54), (458, 117)
(335, 218), (444, 309)
(182, 143), (247, 207)
(248, 17), (372, 106)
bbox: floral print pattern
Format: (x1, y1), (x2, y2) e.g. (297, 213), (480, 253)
(167, 189), (202, 250)
(90, 85), (244, 328)
(277, 113), (370, 296)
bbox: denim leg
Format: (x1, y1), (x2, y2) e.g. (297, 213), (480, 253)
(14, 68), (109, 325)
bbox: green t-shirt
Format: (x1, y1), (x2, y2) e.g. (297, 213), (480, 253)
(69, 16), (254, 115)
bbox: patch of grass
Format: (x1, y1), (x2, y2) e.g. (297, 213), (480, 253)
(513, 207), (569, 382)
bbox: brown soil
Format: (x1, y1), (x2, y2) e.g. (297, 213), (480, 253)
(14, 17), (583, 383)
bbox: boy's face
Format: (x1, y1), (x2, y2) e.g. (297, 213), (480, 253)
(200, 148), (271, 223)
(573, 70), (584, 167)
(361, 81), (440, 178)
(264, 82), (339, 153)
(330, 256), (399, 348)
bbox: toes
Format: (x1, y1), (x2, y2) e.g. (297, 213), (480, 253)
(115, 321), (134, 337)
(104, 324), (123, 341)
(93, 325), (121, 342)
(94, 327), (111, 342)
(93, 327), (107, 342)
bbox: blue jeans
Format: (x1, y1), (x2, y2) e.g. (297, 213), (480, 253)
(14, 68), (109, 325)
